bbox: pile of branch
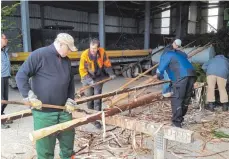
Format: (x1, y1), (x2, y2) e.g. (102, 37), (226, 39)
(183, 27), (229, 57)
(73, 127), (152, 158)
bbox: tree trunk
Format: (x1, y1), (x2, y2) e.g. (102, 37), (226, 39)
(29, 91), (162, 142)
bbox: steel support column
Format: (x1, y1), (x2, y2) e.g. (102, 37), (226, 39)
(98, 1), (105, 48)
(20, 1), (32, 52)
(144, 1), (150, 49)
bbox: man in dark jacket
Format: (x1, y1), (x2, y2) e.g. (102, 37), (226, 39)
(162, 39), (186, 97)
(16, 33), (78, 159)
(202, 55), (229, 111)
(157, 49), (196, 128)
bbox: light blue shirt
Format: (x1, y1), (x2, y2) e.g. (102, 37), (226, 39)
(1, 47), (11, 77)
(202, 55), (229, 80)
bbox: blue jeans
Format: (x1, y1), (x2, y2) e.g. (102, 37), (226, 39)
(162, 71), (171, 95)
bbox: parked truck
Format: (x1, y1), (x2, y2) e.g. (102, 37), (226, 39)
(9, 49), (153, 88)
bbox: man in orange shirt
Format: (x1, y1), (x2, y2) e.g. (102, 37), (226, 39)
(79, 38), (116, 128)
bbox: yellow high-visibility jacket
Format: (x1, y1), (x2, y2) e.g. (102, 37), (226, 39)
(79, 48), (113, 79)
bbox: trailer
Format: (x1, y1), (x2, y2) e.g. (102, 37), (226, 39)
(9, 49), (153, 88)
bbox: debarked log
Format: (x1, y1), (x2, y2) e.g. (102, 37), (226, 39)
(29, 91), (162, 142)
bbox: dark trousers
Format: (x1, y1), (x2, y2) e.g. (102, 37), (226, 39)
(170, 76), (196, 127)
(1, 77), (9, 115)
(83, 83), (103, 111)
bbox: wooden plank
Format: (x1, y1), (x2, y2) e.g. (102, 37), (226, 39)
(104, 115), (193, 144)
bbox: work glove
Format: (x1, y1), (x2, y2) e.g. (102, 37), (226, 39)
(88, 80), (94, 86)
(65, 98), (78, 113)
(109, 74), (116, 80)
(23, 90), (42, 110)
(82, 75), (94, 86)
(156, 69), (163, 80)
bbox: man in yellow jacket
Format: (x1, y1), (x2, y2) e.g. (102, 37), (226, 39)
(79, 38), (116, 128)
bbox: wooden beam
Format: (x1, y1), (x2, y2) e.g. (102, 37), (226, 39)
(105, 115), (193, 144)
(72, 110), (193, 144)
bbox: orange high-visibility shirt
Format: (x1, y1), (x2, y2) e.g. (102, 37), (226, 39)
(79, 48), (112, 79)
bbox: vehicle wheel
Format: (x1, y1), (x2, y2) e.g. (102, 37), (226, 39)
(122, 65), (130, 78)
(131, 64), (142, 78)
(126, 67), (132, 78)
(114, 69), (121, 76)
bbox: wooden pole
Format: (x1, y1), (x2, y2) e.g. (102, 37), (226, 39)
(76, 77), (112, 97)
(1, 80), (167, 123)
(76, 80), (169, 104)
(1, 109), (32, 123)
(188, 43), (211, 58)
(1, 79), (205, 124)
(1, 79), (167, 112)
(106, 77), (157, 107)
(29, 91), (162, 142)
(1, 100), (65, 110)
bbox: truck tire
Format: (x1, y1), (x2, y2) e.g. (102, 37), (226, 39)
(122, 65), (131, 78)
(114, 69), (121, 76)
(126, 67), (132, 78)
(131, 64), (142, 78)
(122, 70), (128, 78)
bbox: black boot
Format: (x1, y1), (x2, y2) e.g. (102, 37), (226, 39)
(93, 121), (102, 129)
(205, 102), (215, 112)
(222, 103), (229, 111)
(171, 122), (182, 128)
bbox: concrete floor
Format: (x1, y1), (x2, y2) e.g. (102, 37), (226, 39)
(1, 75), (229, 159)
